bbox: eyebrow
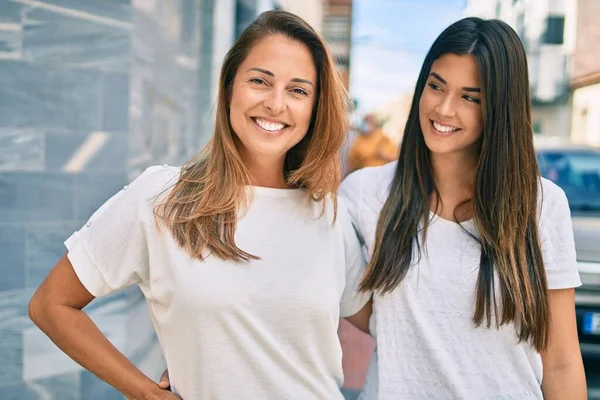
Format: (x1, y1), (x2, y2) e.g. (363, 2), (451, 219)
(429, 72), (480, 93)
(246, 67), (315, 87)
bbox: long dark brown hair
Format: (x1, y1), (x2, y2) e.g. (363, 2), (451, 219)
(362, 17), (549, 351)
(154, 11), (350, 262)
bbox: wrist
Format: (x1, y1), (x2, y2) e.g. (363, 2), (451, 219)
(127, 378), (161, 400)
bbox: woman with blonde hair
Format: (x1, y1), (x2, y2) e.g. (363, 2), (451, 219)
(29, 10), (370, 400)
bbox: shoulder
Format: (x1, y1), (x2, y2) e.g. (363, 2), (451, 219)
(135, 165), (181, 188)
(540, 177), (567, 201)
(340, 162), (396, 216)
(537, 177), (573, 242)
(129, 165), (181, 203)
(336, 195), (353, 223)
(314, 193), (358, 237)
(341, 162), (396, 197)
(539, 177), (570, 220)
(338, 163), (395, 240)
(537, 180), (580, 289)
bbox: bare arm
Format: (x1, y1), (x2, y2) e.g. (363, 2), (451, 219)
(541, 288), (587, 400)
(344, 298), (372, 335)
(29, 253), (179, 400)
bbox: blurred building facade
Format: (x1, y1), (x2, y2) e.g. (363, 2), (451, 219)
(566, 0), (600, 146)
(276, 0), (324, 32)
(323, 0), (353, 88)
(465, 0), (571, 138)
(322, 1), (374, 394)
(0, 0), (335, 398)
(376, 92), (413, 143)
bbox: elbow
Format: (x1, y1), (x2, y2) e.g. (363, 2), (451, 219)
(28, 293), (40, 325)
(28, 290), (47, 328)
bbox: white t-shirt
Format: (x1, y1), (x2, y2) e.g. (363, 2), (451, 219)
(339, 162), (582, 400)
(66, 165), (370, 400)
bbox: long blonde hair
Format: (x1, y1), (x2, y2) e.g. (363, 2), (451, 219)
(154, 11), (350, 261)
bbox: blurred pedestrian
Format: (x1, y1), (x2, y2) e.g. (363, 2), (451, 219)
(28, 11), (370, 400)
(345, 113), (398, 174)
(340, 17), (586, 399)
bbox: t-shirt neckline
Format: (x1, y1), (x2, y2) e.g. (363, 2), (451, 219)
(246, 185), (306, 198)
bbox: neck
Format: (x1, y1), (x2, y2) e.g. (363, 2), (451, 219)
(429, 150), (479, 219)
(244, 154), (288, 189)
(431, 152), (478, 193)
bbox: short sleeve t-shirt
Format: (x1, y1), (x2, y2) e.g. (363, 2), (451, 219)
(339, 161), (581, 400)
(66, 165), (370, 400)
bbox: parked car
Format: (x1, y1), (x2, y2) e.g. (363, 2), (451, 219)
(535, 137), (600, 357)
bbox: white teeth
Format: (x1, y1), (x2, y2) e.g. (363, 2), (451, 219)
(255, 118), (285, 132)
(433, 121), (458, 133)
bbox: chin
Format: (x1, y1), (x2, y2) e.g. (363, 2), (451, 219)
(425, 144), (457, 155)
(424, 137), (482, 158)
(252, 144), (290, 160)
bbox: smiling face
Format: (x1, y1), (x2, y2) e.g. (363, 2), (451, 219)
(229, 34), (317, 169)
(419, 53), (484, 159)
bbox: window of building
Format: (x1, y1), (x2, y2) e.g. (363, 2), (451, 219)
(180, 0), (199, 57)
(335, 55), (349, 67)
(324, 15), (350, 41)
(543, 16), (565, 45)
(235, 0), (257, 39)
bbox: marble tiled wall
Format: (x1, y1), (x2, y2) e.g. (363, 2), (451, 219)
(129, 0), (207, 176)
(0, 0), (212, 398)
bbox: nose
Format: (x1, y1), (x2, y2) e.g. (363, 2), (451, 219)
(263, 88), (286, 115)
(435, 94), (457, 118)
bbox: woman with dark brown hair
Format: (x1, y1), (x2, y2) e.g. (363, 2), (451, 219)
(340, 17), (586, 399)
(28, 11), (370, 400)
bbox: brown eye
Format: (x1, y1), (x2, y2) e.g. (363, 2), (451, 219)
(463, 95), (481, 104)
(428, 82), (441, 91)
(292, 88), (308, 96)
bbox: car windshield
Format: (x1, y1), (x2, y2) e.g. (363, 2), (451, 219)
(537, 149), (600, 212)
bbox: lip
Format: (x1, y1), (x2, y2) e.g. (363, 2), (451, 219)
(252, 116), (288, 125)
(251, 117), (289, 136)
(429, 119), (461, 137)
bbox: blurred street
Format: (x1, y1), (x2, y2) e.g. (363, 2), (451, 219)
(587, 360), (600, 399)
(1, 0), (599, 398)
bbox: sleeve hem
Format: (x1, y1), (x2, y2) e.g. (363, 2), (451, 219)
(340, 292), (371, 318)
(547, 274), (582, 290)
(65, 232), (112, 298)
